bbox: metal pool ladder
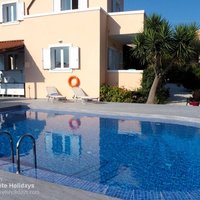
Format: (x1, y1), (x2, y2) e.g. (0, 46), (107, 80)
(0, 131), (14, 163)
(16, 133), (37, 174)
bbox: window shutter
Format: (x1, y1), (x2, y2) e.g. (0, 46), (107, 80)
(0, 55), (4, 70)
(69, 46), (79, 69)
(43, 48), (51, 70)
(17, 2), (24, 21)
(78, 0), (88, 9)
(53, 0), (61, 12)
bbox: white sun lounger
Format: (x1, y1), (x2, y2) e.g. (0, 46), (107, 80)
(72, 87), (99, 102)
(46, 86), (66, 102)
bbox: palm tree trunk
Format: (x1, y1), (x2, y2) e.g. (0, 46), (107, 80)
(146, 75), (161, 104)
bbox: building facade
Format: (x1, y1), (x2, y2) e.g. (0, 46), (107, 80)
(0, 0), (144, 98)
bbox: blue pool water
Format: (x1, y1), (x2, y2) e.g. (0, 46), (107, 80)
(0, 107), (200, 199)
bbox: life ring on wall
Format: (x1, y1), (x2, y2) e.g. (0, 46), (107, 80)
(69, 118), (81, 130)
(68, 76), (80, 87)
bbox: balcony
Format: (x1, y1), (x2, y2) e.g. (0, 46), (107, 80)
(108, 10), (145, 44)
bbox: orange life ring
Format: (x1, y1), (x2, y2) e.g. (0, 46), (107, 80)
(68, 76), (80, 87)
(69, 118), (81, 130)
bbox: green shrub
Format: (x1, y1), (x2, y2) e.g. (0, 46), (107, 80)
(100, 85), (133, 103)
(100, 84), (147, 103)
(132, 90), (148, 103)
(156, 88), (169, 104)
(100, 67), (169, 104)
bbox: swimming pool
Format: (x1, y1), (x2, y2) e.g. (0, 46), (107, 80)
(0, 107), (200, 199)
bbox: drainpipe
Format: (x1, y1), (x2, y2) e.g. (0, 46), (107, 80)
(27, 0), (36, 15)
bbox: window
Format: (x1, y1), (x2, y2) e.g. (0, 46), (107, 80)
(1, 2), (24, 23)
(61, 0), (71, 11)
(54, 0), (86, 12)
(7, 54), (17, 70)
(43, 45), (79, 71)
(108, 48), (123, 70)
(0, 52), (23, 71)
(111, 0), (123, 12)
(50, 47), (69, 69)
(3, 3), (17, 22)
(0, 54), (4, 70)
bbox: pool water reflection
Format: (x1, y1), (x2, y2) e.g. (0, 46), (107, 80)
(0, 109), (200, 194)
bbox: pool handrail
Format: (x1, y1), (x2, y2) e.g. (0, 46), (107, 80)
(16, 133), (37, 174)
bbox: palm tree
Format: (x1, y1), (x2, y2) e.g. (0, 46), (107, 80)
(132, 14), (199, 104)
(171, 24), (199, 66)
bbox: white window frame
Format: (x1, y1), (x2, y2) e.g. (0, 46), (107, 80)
(54, 0), (87, 12)
(50, 44), (70, 70)
(54, 0), (72, 12)
(0, 0), (24, 24)
(78, 0), (88, 9)
(43, 43), (79, 72)
(2, 2), (17, 23)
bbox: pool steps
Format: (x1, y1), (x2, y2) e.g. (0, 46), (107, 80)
(0, 131), (37, 174)
(16, 133), (37, 174)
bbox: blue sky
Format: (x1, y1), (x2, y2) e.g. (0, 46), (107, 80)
(124, 0), (200, 26)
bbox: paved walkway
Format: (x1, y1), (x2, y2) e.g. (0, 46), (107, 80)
(1, 97), (199, 124)
(0, 97), (200, 200)
(165, 83), (191, 105)
(0, 170), (118, 200)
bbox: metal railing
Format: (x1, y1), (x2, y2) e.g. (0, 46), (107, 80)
(16, 134), (37, 174)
